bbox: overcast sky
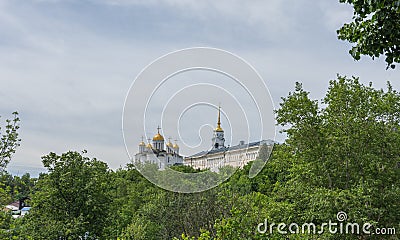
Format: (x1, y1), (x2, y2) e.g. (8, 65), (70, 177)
(1, 0), (399, 176)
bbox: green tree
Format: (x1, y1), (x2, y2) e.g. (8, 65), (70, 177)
(276, 76), (400, 191)
(103, 167), (158, 239)
(21, 151), (112, 239)
(337, 0), (400, 69)
(120, 185), (228, 239)
(0, 112), (21, 238)
(275, 76), (400, 238)
(0, 112), (20, 171)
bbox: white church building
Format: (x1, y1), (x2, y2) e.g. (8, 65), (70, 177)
(134, 127), (184, 169)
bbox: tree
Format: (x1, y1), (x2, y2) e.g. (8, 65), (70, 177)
(120, 183), (228, 239)
(276, 76), (400, 189)
(0, 112), (21, 237)
(21, 151), (112, 239)
(0, 112), (20, 171)
(275, 76), (400, 235)
(337, 0), (400, 69)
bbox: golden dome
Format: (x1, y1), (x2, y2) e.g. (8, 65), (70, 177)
(167, 141), (173, 147)
(152, 126), (164, 141)
(139, 141), (145, 146)
(153, 133), (164, 141)
(173, 143), (179, 149)
(146, 143), (152, 148)
(215, 126), (223, 132)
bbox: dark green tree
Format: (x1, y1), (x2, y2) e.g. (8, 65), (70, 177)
(337, 0), (400, 69)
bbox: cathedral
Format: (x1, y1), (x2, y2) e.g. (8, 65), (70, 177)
(134, 106), (273, 170)
(134, 127), (184, 169)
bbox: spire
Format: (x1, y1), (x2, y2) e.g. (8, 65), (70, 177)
(167, 137), (173, 147)
(173, 139), (179, 149)
(217, 105), (221, 127)
(146, 138), (152, 148)
(215, 105), (223, 132)
(139, 136), (145, 146)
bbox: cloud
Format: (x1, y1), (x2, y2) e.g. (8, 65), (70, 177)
(96, 0), (294, 38)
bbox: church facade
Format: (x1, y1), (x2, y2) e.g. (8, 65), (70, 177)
(134, 127), (184, 169)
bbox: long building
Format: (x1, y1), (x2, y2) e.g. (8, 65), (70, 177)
(184, 106), (274, 170)
(184, 140), (274, 170)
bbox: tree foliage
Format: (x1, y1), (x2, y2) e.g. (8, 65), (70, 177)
(20, 151), (112, 239)
(337, 0), (400, 69)
(276, 76), (400, 191)
(0, 112), (20, 171)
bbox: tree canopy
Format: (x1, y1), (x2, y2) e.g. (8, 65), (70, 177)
(21, 151), (112, 239)
(337, 0), (400, 69)
(0, 112), (20, 171)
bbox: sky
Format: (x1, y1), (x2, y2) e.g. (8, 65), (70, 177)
(1, 0), (399, 176)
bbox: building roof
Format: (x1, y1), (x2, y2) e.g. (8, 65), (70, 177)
(153, 133), (164, 141)
(7, 201), (19, 208)
(21, 207), (31, 211)
(186, 139), (275, 158)
(5, 201), (19, 211)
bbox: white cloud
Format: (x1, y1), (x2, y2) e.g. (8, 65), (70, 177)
(97, 0), (295, 37)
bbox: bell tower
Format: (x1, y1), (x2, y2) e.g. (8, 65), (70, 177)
(212, 105), (225, 150)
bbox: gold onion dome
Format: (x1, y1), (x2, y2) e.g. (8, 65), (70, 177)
(173, 143), (179, 149)
(146, 143), (152, 148)
(153, 133), (164, 141)
(139, 141), (145, 146)
(167, 141), (173, 147)
(152, 126), (164, 141)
